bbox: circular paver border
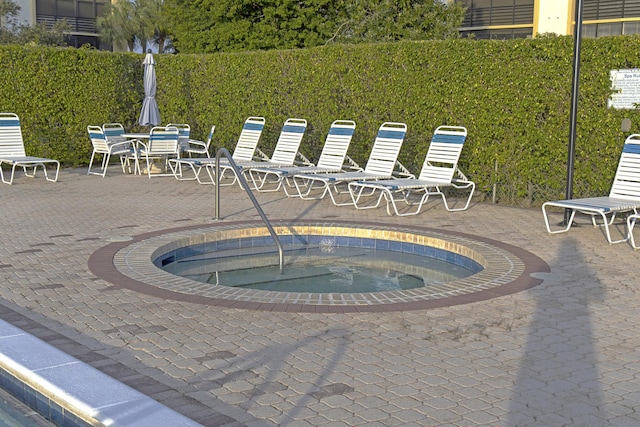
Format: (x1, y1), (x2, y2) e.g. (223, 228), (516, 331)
(88, 219), (550, 313)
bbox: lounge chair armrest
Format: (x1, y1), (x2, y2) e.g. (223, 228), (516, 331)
(106, 137), (137, 146)
(393, 160), (415, 179)
(108, 140), (136, 150)
(295, 152), (314, 166)
(187, 139), (207, 149)
(454, 167), (470, 182)
(123, 139), (140, 149)
(137, 140), (149, 151)
(254, 148), (270, 161)
(344, 155), (363, 172)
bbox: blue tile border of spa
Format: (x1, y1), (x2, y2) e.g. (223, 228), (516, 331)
(154, 234), (484, 275)
(88, 220), (550, 313)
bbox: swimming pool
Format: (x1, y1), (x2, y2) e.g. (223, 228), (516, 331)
(0, 387), (55, 427)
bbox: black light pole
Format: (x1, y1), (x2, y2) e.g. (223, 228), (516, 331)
(565, 0), (584, 225)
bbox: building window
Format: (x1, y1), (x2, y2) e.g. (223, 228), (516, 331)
(35, 0), (110, 49)
(56, 0), (74, 17)
(582, 0), (640, 38)
(584, 21), (640, 38)
(35, 0), (55, 15)
(623, 21), (640, 35)
(78, 0), (95, 18)
(458, 0), (534, 39)
(460, 0), (534, 28)
(583, 0), (640, 20)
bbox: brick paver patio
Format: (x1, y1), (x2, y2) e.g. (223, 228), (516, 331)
(1, 167), (638, 426)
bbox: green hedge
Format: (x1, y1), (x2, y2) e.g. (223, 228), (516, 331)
(1, 37), (640, 206)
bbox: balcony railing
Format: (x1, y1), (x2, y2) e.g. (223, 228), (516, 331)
(36, 14), (97, 35)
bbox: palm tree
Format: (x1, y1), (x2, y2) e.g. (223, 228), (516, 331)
(140, 0), (170, 53)
(97, 0), (171, 53)
(97, 0), (137, 51)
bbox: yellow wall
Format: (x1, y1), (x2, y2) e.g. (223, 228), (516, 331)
(534, 0), (572, 36)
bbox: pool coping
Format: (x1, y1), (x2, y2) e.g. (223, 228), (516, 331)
(0, 319), (203, 427)
(88, 219), (550, 313)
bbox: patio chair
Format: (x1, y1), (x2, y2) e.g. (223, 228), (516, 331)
(166, 123), (191, 153)
(247, 119), (358, 196)
(87, 126), (136, 177)
(209, 118), (308, 187)
(103, 123), (134, 144)
(138, 126), (180, 178)
(0, 112), (60, 184)
(167, 125), (216, 180)
(292, 122), (410, 206)
(169, 116), (265, 183)
(542, 133), (640, 244)
(167, 122), (213, 157)
(348, 125), (474, 215)
(185, 125), (215, 158)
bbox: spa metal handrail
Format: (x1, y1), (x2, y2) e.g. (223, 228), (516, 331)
(213, 147), (284, 272)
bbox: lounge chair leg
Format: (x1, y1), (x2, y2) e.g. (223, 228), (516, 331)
(628, 215), (639, 249)
(542, 204), (577, 235)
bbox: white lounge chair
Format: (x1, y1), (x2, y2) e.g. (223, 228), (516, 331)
(348, 125), (474, 215)
(247, 120), (358, 196)
(169, 117), (265, 184)
(210, 118), (307, 187)
(542, 133), (640, 244)
(138, 126), (180, 178)
(292, 122), (409, 206)
(0, 113), (60, 184)
(87, 126), (136, 177)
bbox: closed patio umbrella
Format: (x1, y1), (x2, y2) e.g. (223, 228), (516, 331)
(138, 50), (161, 126)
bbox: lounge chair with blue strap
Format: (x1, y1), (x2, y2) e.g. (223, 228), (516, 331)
(292, 122), (409, 206)
(348, 125), (474, 215)
(169, 117), (264, 183)
(542, 133), (640, 244)
(247, 120), (358, 196)
(209, 118), (307, 187)
(0, 113), (60, 184)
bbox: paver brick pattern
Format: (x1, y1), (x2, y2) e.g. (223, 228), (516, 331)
(1, 168), (639, 426)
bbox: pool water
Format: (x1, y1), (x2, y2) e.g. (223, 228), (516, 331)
(0, 387), (55, 427)
(161, 245), (476, 293)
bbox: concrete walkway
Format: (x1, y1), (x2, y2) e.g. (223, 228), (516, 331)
(1, 167), (638, 426)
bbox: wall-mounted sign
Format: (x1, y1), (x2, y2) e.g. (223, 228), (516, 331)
(609, 69), (640, 109)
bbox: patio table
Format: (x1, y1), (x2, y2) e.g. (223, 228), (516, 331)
(122, 133), (150, 175)
(123, 132), (185, 176)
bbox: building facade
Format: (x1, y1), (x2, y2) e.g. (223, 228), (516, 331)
(457, 0), (640, 39)
(13, 0), (110, 49)
(9, 0), (640, 49)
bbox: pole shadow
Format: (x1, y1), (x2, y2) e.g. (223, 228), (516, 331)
(508, 237), (605, 426)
